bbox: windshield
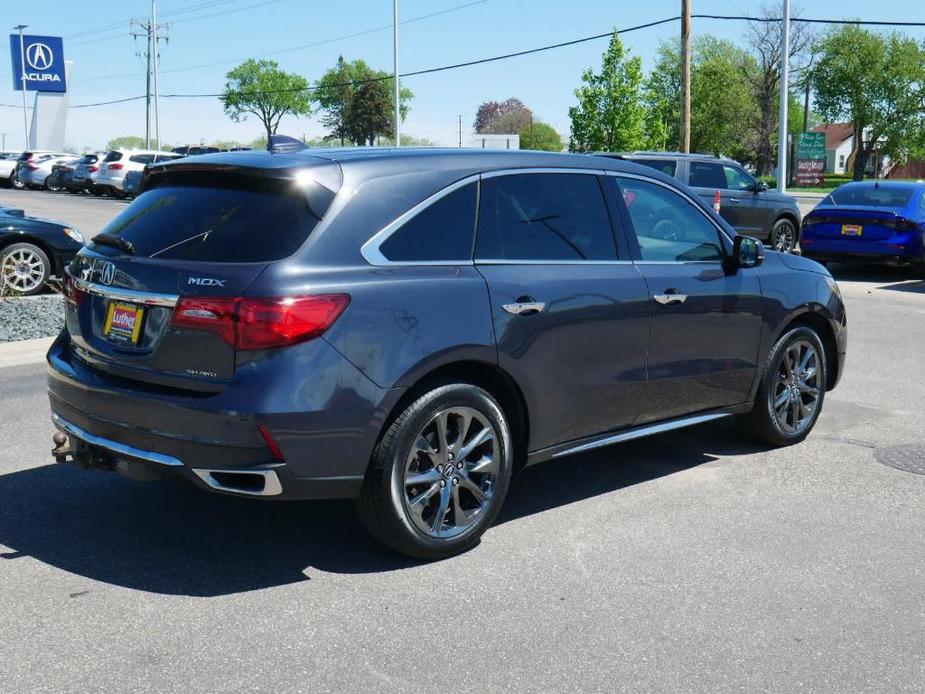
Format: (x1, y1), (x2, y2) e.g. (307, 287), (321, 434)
(824, 185), (915, 208)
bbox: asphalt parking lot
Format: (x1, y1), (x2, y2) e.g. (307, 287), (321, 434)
(1, 191), (924, 692)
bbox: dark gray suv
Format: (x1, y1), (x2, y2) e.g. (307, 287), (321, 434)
(47, 145), (846, 559)
(598, 152), (803, 253)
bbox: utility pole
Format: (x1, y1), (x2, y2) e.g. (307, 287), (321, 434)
(14, 25), (29, 149)
(802, 71), (810, 133)
(392, 0), (400, 148)
(458, 114), (463, 147)
(131, 11), (168, 150)
(777, 0), (791, 192)
(680, 0), (691, 153)
(1, 133), (6, 151)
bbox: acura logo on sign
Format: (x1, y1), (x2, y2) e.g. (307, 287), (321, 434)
(25, 42), (54, 71)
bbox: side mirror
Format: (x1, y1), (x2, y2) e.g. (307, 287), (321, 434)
(755, 180), (769, 192)
(729, 235), (764, 270)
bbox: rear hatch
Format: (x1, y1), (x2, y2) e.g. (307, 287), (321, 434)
(64, 158), (342, 393)
(804, 185), (916, 242)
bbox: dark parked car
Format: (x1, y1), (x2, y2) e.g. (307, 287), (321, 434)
(68, 153), (105, 194)
(122, 169), (143, 198)
(0, 207), (83, 295)
(801, 181), (925, 276)
(47, 145), (847, 558)
(597, 152), (803, 253)
(46, 161), (77, 192)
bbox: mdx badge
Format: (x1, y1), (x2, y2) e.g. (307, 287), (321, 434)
(187, 277), (226, 287)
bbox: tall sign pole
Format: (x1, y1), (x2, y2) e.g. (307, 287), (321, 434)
(152, 0), (160, 148)
(680, 1), (691, 153)
(392, 0), (400, 147)
(777, 0), (791, 192)
(14, 25), (28, 148)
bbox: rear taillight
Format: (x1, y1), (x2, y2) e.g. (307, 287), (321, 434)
(88, 166), (99, 172)
(108, 163), (124, 170)
(170, 295), (349, 351)
(894, 217), (917, 232)
(63, 272), (85, 305)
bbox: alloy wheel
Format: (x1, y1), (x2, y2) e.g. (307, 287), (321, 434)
(771, 340), (820, 435)
(1, 248), (46, 294)
(401, 406), (500, 539)
(773, 221), (796, 252)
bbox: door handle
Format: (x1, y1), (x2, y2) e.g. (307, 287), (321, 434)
(502, 297), (546, 316)
(727, 198), (739, 203)
(653, 290), (687, 305)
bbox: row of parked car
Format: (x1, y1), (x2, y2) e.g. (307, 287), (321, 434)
(0, 145), (253, 200)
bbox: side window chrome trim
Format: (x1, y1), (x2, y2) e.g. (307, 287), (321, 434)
(361, 167), (608, 267)
(604, 170), (735, 245)
(360, 173), (481, 267)
(474, 259), (634, 266)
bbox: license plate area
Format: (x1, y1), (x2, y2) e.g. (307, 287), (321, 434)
(103, 302), (145, 346)
(841, 224), (863, 236)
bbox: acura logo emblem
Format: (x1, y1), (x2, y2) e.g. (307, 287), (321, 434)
(99, 262), (115, 286)
(25, 43), (54, 71)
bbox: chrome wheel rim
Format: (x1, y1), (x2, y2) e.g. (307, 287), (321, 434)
(771, 340), (820, 435)
(1, 248), (46, 293)
(401, 406), (500, 539)
(773, 222), (796, 252)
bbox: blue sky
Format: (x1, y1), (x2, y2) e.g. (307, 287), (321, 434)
(1, 0), (923, 151)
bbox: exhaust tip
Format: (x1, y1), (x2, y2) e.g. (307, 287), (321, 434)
(192, 468), (283, 497)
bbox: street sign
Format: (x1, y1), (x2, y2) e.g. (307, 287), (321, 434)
(797, 132), (825, 160)
(9, 34), (66, 92)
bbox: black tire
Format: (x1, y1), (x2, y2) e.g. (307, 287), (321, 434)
(770, 217), (799, 253)
(356, 383), (514, 559)
(739, 326), (827, 447)
(0, 242), (51, 296)
(45, 176), (63, 192)
(10, 171), (24, 190)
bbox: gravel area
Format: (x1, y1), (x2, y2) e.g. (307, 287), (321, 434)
(0, 294), (66, 342)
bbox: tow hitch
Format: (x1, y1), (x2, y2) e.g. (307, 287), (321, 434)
(51, 430), (162, 481)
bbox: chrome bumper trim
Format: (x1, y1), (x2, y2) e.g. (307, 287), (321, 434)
(191, 468), (283, 497)
(52, 413), (184, 467)
(70, 274), (179, 308)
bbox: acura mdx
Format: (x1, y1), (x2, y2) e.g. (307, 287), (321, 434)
(47, 143), (847, 558)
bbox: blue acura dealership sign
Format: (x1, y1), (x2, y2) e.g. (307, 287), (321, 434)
(9, 34), (67, 92)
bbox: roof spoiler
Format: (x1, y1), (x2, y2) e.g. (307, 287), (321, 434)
(267, 134), (307, 154)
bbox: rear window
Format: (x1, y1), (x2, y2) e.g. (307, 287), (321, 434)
(79, 155), (99, 164)
(825, 185), (915, 208)
(97, 179), (333, 263)
(633, 159), (677, 177)
(104, 151), (123, 163)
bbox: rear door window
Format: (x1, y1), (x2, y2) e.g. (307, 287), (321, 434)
(476, 173), (617, 261)
(129, 154), (154, 165)
(379, 182), (477, 262)
(633, 159), (677, 177)
(688, 162), (726, 189)
(96, 181), (331, 263)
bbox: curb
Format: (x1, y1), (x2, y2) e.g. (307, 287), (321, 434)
(0, 336), (55, 369)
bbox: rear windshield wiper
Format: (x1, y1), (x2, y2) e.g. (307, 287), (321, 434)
(92, 233), (135, 256)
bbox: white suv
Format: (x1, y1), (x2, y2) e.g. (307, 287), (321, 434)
(96, 150), (182, 197)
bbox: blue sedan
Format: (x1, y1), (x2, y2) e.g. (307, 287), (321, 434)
(801, 181), (925, 276)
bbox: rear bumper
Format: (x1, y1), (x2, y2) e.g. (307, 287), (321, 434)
(46, 333), (403, 500)
(801, 237), (925, 266)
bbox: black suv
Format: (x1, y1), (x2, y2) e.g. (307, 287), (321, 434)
(47, 145), (846, 559)
(597, 152), (803, 253)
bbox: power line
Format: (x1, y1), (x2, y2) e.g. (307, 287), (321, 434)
(7, 12), (925, 110)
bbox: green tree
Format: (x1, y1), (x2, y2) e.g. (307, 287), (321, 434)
(314, 57), (413, 146)
(568, 31), (646, 152)
(220, 59), (312, 142)
(813, 26), (925, 180)
(642, 41), (682, 150)
(106, 135), (149, 150)
(519, 120), (563, 151)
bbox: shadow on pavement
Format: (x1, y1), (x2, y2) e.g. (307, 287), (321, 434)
(0, 420), (764, 597)
(828, 263), (924, 291)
